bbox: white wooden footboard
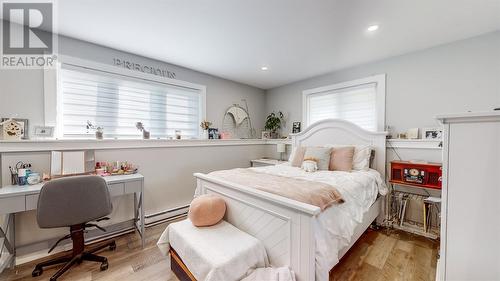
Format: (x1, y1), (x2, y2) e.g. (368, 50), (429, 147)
(195, 173), (319, 281)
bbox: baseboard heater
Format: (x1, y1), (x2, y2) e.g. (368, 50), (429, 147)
(15, 204), (190, 265)
(144, 204), (190, 227)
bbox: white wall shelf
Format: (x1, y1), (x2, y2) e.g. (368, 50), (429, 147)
(386, 139), (442, 150)
(1, 138), (442, 153)
(264, 139), (292, 145)
(0, 138), (293, 153)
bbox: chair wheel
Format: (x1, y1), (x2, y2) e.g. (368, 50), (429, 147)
(32, 267), (43, 277)
(109, 242), (116, 251)
(100, 260), (109, 271)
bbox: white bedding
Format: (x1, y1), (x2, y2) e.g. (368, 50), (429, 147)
(247, 164), (387, 281)
(167, 163), (386, 281)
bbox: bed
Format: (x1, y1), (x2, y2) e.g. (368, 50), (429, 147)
(192, 119), (387, 281)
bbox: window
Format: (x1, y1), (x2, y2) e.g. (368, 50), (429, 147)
(57, 62), (205, 139)
(303, 75), (385, 131)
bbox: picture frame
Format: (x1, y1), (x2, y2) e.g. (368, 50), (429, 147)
(34, 126), (54, 138)
(261, 131), (271, 139)
(292, 122), (301, 134)
(406, 128), (419, 139)
(1, 118), (29, 140)
(208, 128), (219, 139)
(422, 127), (442, 140)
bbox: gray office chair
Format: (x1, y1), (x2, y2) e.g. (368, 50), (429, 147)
(32, 176), (117, 281)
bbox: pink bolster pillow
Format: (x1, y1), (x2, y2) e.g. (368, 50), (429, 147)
(329, 146), (355, 172)
(188, 194), (226, 227)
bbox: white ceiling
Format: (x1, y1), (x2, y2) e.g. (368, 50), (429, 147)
(54, 1), (500, 89)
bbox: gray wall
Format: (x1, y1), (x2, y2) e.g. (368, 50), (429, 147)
(264, 31), (500, 230)
(266, 31), (500, 136)
(0, 34), (267, 135)
(1, 144), (267, 250)
(0, 30), (269, 261)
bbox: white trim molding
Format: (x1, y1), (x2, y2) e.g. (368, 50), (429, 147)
(436, 111), (500, 124)
(0, 138), (284, 153)
(386, 139), (442, 150)
(302, 74), (386, 131)
(0, 139), (264, 153)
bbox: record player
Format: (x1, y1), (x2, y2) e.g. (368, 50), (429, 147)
(390, 160), (442, 189)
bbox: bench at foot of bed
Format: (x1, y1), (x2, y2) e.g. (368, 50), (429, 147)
(170, 247), (197, 281)
(162, 219), (268, 281)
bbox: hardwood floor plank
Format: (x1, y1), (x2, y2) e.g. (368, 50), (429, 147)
(395, 239), (415, 253)
(1, 222), (438, 281)
(364, 233), (398, 269)
(380, 248), (411, 281)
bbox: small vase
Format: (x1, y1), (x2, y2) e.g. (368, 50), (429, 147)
(201, 130), (208, 139)
(143, 131), (150, 139)
(95, 131), (103, 140)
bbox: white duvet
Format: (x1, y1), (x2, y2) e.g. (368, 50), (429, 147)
(250, 164), (387, 281)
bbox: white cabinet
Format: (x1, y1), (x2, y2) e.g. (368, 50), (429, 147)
(438, 112), (500, 281)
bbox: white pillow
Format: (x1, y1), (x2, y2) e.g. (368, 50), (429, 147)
(352, 145), (372, 170)
(324, 144), (372, 171)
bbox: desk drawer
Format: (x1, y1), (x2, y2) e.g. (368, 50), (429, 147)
(26, 194), (39, 210)
(0, 196), (25, 214)
(124, 180), (141, 194)
(108, 183), (124, 197)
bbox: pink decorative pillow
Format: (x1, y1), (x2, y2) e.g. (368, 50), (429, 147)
(329, 146), (355, 171)
(188, 194), (226, 227)
(291, 146), (306, 167)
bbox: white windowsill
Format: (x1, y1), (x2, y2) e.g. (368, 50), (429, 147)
(0, 138), (292, 153)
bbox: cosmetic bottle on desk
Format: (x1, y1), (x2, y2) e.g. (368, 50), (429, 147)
(17, 168), (28, 185)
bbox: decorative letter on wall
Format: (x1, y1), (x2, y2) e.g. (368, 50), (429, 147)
(113, 58), (176, 79)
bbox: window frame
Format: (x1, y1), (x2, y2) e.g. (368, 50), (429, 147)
(302, 74), (386, 131)
(44, 56), (206, 139)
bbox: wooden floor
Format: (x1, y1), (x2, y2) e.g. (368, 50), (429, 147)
(330, 228), (439, 281)
(0, 222), (438, 281)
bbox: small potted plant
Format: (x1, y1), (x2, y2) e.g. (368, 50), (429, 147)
(135, 122), (150, 139)
(200, 120), (212, 139)
(264, 111), (284, 139)
(86, 120), (104, 140)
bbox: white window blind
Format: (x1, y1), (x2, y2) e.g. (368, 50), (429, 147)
(59, 64), (203, 139)
(304, 75), (385, 131)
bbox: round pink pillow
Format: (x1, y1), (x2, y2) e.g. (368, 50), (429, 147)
(188, 194), (226, 227)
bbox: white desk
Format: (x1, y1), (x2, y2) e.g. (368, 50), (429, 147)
(0, 174), (145, 272)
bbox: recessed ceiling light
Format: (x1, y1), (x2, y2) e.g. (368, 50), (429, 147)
(261, 66), (269, 71)
(367, 25), (379, 32)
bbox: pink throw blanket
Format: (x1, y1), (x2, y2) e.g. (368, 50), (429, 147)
(209, 168), (344, 211)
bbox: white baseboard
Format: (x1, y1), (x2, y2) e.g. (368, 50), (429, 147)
(14, 206), (189, 265)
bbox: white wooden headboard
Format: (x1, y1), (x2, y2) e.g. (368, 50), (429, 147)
(291, 119), (387, 178)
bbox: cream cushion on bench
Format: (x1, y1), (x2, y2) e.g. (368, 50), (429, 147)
(157, 219), (268, 281)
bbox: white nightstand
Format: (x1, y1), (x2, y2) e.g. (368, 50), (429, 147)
(251, 158), (288, 167)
